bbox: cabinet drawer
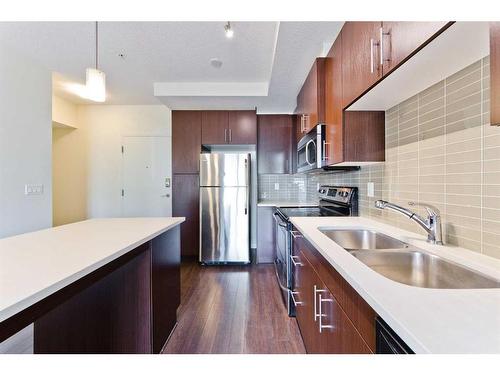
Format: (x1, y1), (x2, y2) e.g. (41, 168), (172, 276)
(297, 235), (376, 352)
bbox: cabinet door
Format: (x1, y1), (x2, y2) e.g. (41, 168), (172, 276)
(319, 286), (372, 354)
(257, 115), (293, 174)
(293, 248), (321, 353)
(201, 111), (229, 145)
(172, 174), (199, 258)
(381, 22), (450, 75)
(228, 110), (257, 144)
(172, 111), (201, 173)
(151, 227), (180, 353)
(341, 22), (382, 108)
(324, 34), (344, 165)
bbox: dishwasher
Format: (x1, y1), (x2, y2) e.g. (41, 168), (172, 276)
(376, 318), (414, 354)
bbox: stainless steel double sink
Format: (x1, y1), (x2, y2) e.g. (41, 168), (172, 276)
(319, 229), (500, 289)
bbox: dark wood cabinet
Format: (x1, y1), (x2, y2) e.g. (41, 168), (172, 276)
(293, 249), (320, 353)
(33, 229), (181, 354)
(172, 174), (199, 258)
(256, 206), (275, 263)
(229, 110), (257, 144)
(341, 21), (451, 109)
(172, 111), (202, 174)
(151, 229), (181, 353)
(324, 34), (344, 165)
(296, 58), (326, 141)
(381, 22), (451, 76)
(292, 231), (376, 354)
(257, 115), (294, 174)
(324, 33), (386, 165)
(491, 22), (500, 126)
(201, 111), (229, 145)
(343, 111), (385, 162)
(341, 22), (382, 108)
(201, 110), (257, 145)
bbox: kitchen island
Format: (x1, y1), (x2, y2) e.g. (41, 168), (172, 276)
(0, 217), (185, 353)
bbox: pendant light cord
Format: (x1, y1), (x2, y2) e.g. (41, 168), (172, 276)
(95, 21), (98, 70)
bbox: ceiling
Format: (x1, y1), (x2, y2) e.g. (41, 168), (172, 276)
(0, 21), (343, 113)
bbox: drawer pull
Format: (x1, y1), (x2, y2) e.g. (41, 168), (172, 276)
(290, 230), (303, 239)
(318, 294), (334, 333)
(291, 291), (303, 306)
(290, 255), (303, 267)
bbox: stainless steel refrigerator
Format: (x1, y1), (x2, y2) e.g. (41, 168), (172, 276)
(199, 153), (250, 264)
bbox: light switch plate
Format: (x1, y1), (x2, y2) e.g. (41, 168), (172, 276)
(274, 183), (279, 191)
(367, 182), (375, 197)
(25, 184), (44, 195)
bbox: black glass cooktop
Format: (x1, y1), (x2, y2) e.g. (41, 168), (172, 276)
(277, 205), (349, 220)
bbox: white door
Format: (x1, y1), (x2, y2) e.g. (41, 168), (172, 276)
(122, 136), (172, 217)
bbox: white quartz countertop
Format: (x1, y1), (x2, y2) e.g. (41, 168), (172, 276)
(257, 200), (318, 207)
(290, 216), (500, 354)
(0, 217), (185, 323)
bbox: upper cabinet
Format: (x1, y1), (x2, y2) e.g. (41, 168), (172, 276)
(201, 110), (257, 145)
(491, 22), (500, 126)
(257, 115), (294, 174)
(295, 58), (326, 141)
(228, 110), (258, 144)
(341, 21), (452, 108)
(201, 111), (228, 145)
(172, 111), (202, 174)
(341, 22), (383, 108)
(324, 32), (386, 166)
(380, 22), (450, 74)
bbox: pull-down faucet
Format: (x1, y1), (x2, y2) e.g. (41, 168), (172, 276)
(375, 200), (443, 245)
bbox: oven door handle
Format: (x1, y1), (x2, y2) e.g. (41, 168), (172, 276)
(273, 212), (288, 228)
(273, 259), (291, 293)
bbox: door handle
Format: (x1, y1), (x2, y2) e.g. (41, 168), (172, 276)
(379, 26), (391, 66)
(318, 294), (334, 333)
(160, 194), (170, 198)
(290, 255), (303, 267)
(291, 291), (303, 306)
(313, 285), (326, 321)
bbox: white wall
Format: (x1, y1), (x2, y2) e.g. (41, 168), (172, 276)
(77, 105), (172, 218)
(0, 44), (52, 353)
(52, 95), (78, 128)
(0, 44), (52, 238)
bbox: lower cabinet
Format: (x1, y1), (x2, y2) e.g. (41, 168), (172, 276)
(173, 174), (199, 258)
(292, 233), (374, 353)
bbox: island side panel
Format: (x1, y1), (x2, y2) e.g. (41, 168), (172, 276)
(151, 225), (181, 353)
(33, 243), (152, 354)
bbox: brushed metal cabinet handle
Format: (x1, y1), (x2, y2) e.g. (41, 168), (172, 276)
(318, 294), (334, 333)
(290, 255), (303, 267)
(291, 291), (303, 306)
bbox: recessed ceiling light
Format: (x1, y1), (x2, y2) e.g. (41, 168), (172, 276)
(210, 58), (223, 69)
(224, 22), (234, 39)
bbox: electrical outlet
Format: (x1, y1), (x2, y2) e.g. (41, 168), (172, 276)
(274, 183), (280, 191)
(367, 182), (375, 197)
(25, 184), (44, 195)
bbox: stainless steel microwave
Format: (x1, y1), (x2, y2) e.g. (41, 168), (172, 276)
(297, 124), (327, 173)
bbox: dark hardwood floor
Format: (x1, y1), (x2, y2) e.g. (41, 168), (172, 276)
(162, 262), (306, 354)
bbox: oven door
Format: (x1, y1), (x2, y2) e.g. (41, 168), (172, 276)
(273, 211), (293, 315)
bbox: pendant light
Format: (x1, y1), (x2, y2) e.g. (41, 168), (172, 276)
(85, 21), (106, 102)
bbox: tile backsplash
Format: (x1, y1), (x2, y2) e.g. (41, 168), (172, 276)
(258, 174), (308, 202)
(261, 57), (500, 260)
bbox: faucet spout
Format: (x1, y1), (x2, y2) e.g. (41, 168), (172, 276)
(374, 200), (443, 245)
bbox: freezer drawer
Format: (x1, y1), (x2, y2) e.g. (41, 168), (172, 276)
(200, 153), (249, 187)
(200, 186), (250, 264)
